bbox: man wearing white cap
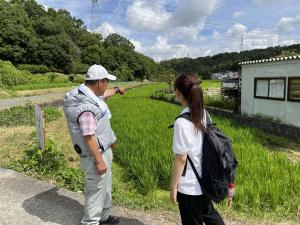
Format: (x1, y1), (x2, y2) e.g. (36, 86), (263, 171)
(64, 65), (124, 225)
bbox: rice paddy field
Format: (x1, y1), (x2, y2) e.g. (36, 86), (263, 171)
(1, 82), (299, 223)
(107, 83), (300, 221)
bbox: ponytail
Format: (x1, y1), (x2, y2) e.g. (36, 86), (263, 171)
(188, 84), (205, 131)
(174, 74), (205, 132)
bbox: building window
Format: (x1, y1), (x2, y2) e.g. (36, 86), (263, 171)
(254, 78), (286, 100)
(288, 77), (300, 102)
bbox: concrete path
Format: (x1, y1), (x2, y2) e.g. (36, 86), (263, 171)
(0, 168), (177, 225)
(0, 93), (64, 110)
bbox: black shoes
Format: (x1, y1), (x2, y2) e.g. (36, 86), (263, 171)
(99, 215), (120, 225)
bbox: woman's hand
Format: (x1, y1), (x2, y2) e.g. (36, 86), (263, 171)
(170, 187), (178, 204)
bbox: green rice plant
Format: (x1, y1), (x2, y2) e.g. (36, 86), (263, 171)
(107, 83), (300, 220)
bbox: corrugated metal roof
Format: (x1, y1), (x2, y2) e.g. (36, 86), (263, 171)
(239, 55), (300, 65)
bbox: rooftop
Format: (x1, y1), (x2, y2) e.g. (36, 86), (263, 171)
(239, 55), (300, 65)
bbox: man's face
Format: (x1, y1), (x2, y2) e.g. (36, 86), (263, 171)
(97, 78), (109, 95)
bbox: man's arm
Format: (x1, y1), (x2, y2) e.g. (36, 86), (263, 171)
(78, 111), (106, 175)
(83, 135), (107, 175)
(103, 87), (125, 99)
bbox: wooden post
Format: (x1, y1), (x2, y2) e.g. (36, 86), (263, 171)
(34, 105), (45, 150)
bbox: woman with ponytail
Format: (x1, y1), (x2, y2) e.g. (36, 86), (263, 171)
(170, 74), (225, 225)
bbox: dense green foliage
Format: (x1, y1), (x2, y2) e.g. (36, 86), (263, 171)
(160, 45), (300, 79)
(10, 139), (84, 191)
(0, 0), (160, 80)
(0, 60), (31, 87)
(0, 59), (76, 88)
(107, 84), (300, 219)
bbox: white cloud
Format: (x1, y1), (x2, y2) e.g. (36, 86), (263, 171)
(93, 22), (131, 38)
(42, 4), (50, 11)
(210, 26), (297, 54)
(126, 0), (219, 41)
(233, 11), (243, 18)
(226, 23), (248, 36)
(278, 14), (300, 31)
(126, 0), (171, 31)
(94, 22), (115, 38)
(130, 39), (142, 52)
(138, 36), (212, 61)
(212, 30), (221, 40)
(253, 0), (283, 4)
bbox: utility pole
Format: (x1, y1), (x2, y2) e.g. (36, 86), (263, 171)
(240, 34), (244, 53)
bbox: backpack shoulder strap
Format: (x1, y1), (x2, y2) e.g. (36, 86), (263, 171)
(168, 112), (191, 129)
(187, 155), (203, 186)
(205, 109), (213, 126)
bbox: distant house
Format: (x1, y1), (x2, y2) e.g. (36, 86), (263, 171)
(211, 71), (239, 80)
(240, 56), (300, 128)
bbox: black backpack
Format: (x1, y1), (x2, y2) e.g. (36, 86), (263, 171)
(170, 110), (238, 203)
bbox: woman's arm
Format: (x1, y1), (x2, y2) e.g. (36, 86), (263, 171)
(170, 153), (187, 204)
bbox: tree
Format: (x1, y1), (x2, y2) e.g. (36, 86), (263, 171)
(104, 33), (134, 50)
(114, 63), (134, 81)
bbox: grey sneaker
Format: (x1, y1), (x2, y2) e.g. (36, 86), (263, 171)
(99, 215), (120, 225)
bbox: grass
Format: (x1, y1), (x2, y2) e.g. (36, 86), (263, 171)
(11, 83), (80, 91)
(0, 104), (62, 127)
(201, 80), (221, 90)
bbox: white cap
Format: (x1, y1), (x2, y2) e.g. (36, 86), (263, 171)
(85, 64), (117, 81)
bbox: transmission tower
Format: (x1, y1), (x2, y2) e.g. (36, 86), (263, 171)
(240, 34), (244, 53)
(91, 0), (100, 30)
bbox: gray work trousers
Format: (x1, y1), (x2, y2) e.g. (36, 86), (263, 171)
(80, 148), (113, 225)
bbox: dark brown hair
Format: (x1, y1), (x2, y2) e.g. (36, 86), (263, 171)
(174, 73), (205, 131)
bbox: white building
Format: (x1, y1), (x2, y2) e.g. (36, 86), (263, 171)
(240, 56), (300, 128)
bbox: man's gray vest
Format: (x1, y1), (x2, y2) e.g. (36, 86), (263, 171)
(63, 88), (116, 157)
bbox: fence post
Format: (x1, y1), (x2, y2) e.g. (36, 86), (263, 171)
(34, 105), (45, 150)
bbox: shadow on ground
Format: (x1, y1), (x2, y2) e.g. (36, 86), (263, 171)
(22, 187), (145, 225)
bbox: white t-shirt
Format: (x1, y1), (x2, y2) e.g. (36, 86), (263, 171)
(172, 107), (206, 196)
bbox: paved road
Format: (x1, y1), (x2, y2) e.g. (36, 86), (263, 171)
(0, 93), (64, 110)
(0, 168), (178, 225)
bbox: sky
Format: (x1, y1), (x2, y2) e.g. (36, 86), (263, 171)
(36, 0), (300, 61)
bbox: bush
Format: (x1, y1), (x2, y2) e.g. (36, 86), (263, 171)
(204, 95), (237, 111)
(0, 60), (31, 87)
(72, 61), (89, 74)
(53, 75), (69, 83)
(150, 89), (176, 103)
(150, 88), (237, 111)
(74, 75), (85, 83)
(30, 75), (49, 84)
(10, 139), (84, 192)
(17, 64), (49, 74)
(47, 72), (59, 83)
(43, 107), (62, 122)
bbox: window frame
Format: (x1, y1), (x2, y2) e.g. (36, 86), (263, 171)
(288, 77), (300, 102)
(254, 77), (286, 101)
